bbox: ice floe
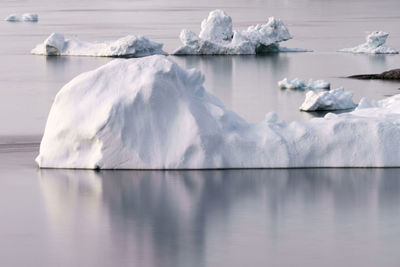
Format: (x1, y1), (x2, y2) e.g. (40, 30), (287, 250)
(31, 33), (167, 57)
(278, 78), (330, 90)
(174, 9), (310, 55)
(300, 88), (357, 111)
(37, 55), (400, 169)
(5, 13), (38, 22)
(339, 31), (398, 54)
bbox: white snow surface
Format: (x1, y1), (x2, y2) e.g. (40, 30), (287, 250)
(278, 78), (330, 90)
(300, 88), (357, 111)
(37, 55), (400, 169)
(5, 13), (38, 22)
(339, 31), (399, 54)
(31, 33), (167, 57)
(174, 9), (309, 55)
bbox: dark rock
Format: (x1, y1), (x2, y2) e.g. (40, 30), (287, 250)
(348, 69), (400, 80)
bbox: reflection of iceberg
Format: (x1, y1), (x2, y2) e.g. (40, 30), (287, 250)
(5, 13), (38, 22)
(38, 170), (104, 247)
(37, 168), (400, 267)
(278, 78), (330, 90)
(339, 31), (398, 54)
(36, 55), (400, 169)
(31, 33), (167, 57)
(174, 10), (310, 55)
(300, 88), (357, 111)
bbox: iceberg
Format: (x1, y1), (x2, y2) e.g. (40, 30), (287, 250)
(278, 78), (330, 90)
(339, 31), (398, 54)
(300, 88), (357, 111)
(31, 33), (167, 57)
(22, 13), (38, 22)
(36, 55), (400, 169)
(5, 13), (38, 22)
(174, 9), (310, 55)
(5, 14), (19, 22)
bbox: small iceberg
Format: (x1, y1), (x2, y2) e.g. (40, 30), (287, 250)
(36, 55), (400, 169)
(5, 13), (38, 22)
(22, 13), (38, 22)
(174, 9), (310, 55)
(278, 78), (330, 90)
(300, 88), (357, 111)
(339, 31), (398, 54)
(31, 33), (167, 57)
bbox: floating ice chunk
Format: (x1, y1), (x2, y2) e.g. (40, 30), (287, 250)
(339, 31), (398, 54)
(174, 9), (308, 55)
(22, 13), (38, 22)
(278, 78), (306, 89)
(5, 13), (38, 22)
(5, 14), (20, 22)
(300, 88), (357, 111)
(308, 79), (330, 89)
(31, 33), (167, 57)
(36, 55), (400, 169)
(278, 78), (330, 90)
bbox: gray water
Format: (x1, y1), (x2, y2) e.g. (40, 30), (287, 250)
(1, 0), (400, 266)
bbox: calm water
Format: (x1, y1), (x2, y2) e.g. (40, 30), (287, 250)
(1, 0), (400, 266)
(1, 149), (400, 266)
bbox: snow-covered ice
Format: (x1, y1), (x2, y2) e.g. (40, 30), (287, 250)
(278, 78), (330, 90)
(5, 13), (38, 22)
(174, 9), (310, 55)
(300, 88), (357, 111)
(339, 31), (398, 54)
(31, 33), (167, 57)
(37, 55), (400, 169)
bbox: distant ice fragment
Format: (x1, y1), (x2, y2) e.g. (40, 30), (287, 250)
(31, 33), (167, 57)
(36, 55), (400, 169)
(278, 78), (330, 90)
(300, 88), (357, 111)
(22, 13), (38, 22)
(5, 13), (38, 22)
(339, 31), (398, 54)
(174, 9), (309, 55)
(5, 14), (20, 22)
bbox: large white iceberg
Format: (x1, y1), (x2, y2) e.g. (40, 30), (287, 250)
(278, 78), (330, 90)
(339, 31), (398, 54)
(300, 88), (357, 111)
(31, 33), (167, 57)
(36, 55), (400, 169)
(5, 13), (38, 22)
(174, 10), (309, 55)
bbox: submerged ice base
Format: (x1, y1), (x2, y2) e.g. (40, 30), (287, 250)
(300, 88), (357, 111)
(339, 31), (398, 54)
(278, 78), (330, 90)
(36, 55), (400, 169)
(174, 9), (309, 55)
(31, 33), (167, 57)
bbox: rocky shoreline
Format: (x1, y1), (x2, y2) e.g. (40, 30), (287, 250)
(349, 69), (400, 80)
